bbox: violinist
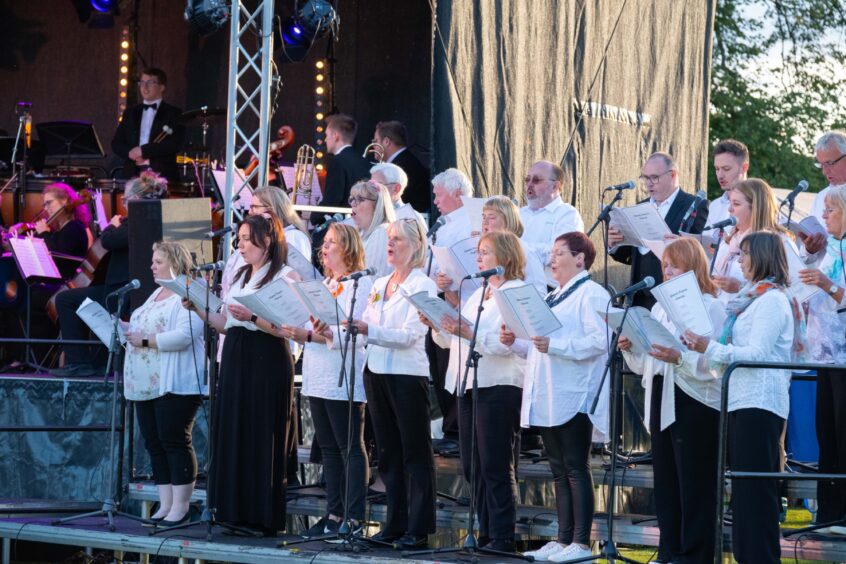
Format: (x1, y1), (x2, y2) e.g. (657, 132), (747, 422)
(50, 172), (167, 378)
(34, 183), (91, 280)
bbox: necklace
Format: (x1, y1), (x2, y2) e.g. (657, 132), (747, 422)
(388, 271), (408, 295)
(546, 274), (591, 309)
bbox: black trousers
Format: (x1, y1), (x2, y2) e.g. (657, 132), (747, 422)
(728, 408), (784, 564)
(309, 396), (369, 521)
(457, 385), (522, 541)
(135, 393), (203, 485)
(816, 367), (846, 523)
(539, 413), (594, 546)
(649, 377), (719, 563)
(363, 367), (436, 536)
(55, 284), (123, 365)
(425, 330), (458, 438)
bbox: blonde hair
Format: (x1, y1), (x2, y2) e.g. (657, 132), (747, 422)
(350, 180), (396, 239)
(389, 218), (427, 269)
(662, 238), (718, 297)
(125, 170), (167, 200)
(152, 240), (194, 277)
(727, 178), (789, 242)
(825, 185), (846, 239)
(322, 223), (366, 279)
(483, 195), (524, 237)
(253, 186), (308, 235)
(479, 231), (525, 281)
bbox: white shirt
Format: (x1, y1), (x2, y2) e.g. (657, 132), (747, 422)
(432, 279), (527, 393)
(622, 296), (726, 431)
(394, 200), (427, 232)
(284, 225), (312, 264)
(361, 269), (436, 377)
(806, 250), (846, 364)
(363, 223), (392, 277)
(333, 143), (352, 156)
(521, 239), (548, 294)
(516, 272), (610, 439)
(430, 206), (473, 275)
(139, 98), (162, 146)
(520, 198), (585, 268)
(302, 276), (373, 402)
(224, 263), (295, 331)
(704, 288), (795, 419)
(704, 191), (731, 242)
(386, 146), (406, 164)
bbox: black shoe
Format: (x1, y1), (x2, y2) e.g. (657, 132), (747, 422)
(303, 516), (339, 538)
(394, 533), (428, 549)
(49, 363), (100, 378)
(369, 529), (402, 544)
(142, 516), (164, 528)
(157, 512), (191, 527)
(326, 520), (363, 544)
(433, 438), (460, 455)
(483, 538), (515, 553)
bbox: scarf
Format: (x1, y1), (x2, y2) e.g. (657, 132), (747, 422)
(715, 227), (745, 276)
(823, 236), (845, 285)
(546, 273), (591, 309)
(713, 278), (808, 371)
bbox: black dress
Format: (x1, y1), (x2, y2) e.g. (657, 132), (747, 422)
(210, 325), (294, 533)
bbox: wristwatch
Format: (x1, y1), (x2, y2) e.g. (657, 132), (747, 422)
(142, 338), (149, 348)
(828, 285), (839, 296)
(250, 314), (258, 323)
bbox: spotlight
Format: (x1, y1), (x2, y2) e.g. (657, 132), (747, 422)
(277, 0), (339, 63)
(91, 0), (117, 13)
(184, 0), (229, 37)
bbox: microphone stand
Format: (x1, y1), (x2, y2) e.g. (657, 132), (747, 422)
(589, 188), (624, 291)
(53, 292), (146, 529)
(709, 226), (726, 277)
(782, 198), (796, 231)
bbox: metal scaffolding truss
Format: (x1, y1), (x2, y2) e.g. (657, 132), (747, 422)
(222, 0), (275, 257)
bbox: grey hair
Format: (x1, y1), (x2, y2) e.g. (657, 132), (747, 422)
(815, 130), (846, 154)
(370, 162), (409, 192)
(431, 168), (473, 197)
(647, 151), (677, 171)
(825, 185), (846, 239)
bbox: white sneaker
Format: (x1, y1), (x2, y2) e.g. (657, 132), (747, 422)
(523, 541), (566, 561)
(549, 543), (593, 562)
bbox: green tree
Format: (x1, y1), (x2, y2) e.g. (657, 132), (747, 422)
(709, 0), (846, 196)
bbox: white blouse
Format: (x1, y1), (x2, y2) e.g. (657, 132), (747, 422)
(302, 276), (373, 403)
(520, 239), (548, 294)
(125, 289), (207, 401)
(806, 251), (846, 364)
(516, 272), (610, 439)
(224, 262), (296, 332)
(284, 225), (312, 263)
(704, 288), (795, 419)
(622, 295), (726, 431)
(363, 223), (392, 278)
(432, 278), (526, 393)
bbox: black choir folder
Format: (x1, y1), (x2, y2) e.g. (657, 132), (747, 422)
(8, 236), (62, 283)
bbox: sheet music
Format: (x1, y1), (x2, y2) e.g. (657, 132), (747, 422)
(784, 242), (821, 303)
(781, 215), (827, 239)
(460, 196), (489, 233)
(92, 190), (110, 231)
(76, 297), (125, 347)
(650, 271), (714, 335)
(430, 236), (481, 291)
(401, 288), (465, 332)
(9, 236), (61, 280)
(234, 277), (310, 328)
(679, 230), (715, 260)
(642, 239), (668, 261)
(157, 275), (224, 313)
(287, 245), (319, 281)
(493, 283), (562, 340)
(609, 203), (672, 247)
(603, 306), (681, 355)
(293, 279), (344, 325)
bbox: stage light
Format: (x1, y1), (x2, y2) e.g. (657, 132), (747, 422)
(316, 74), (324, 81)
(91, 0), (117, 13)
(316, 61), (324, 70)
(120, 53), (128, 61)
(315, 86), (324, 95)
(315, 112), (324, 120)
(120, 40), (129, 49)
(277, 0), (339, 63)
(184, 0), (229, 37)
(120, 78), (127, 86)
(316, 151), (323, 158)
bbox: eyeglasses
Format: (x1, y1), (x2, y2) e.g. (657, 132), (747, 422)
(524, 176), (554, 185)
(814, 153), (846, 169)
(249, 203), (268, 211)
(348, 196), (376, 206)
(638, 170), (673, 185)
(137, 80), (160, 87)
(824, 207), (838, 215)
(43, 199), (57, 208)
(476, 248), (494, 257)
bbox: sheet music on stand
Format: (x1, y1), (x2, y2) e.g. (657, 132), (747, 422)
(8, 236), (62, 283)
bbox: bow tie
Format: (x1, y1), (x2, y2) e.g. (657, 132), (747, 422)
(143, 103), (158, 111)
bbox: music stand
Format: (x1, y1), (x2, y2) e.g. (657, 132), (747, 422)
(36, 121), (105, 176)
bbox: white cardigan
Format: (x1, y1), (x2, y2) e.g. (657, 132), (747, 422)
(362, 269), (436, 378)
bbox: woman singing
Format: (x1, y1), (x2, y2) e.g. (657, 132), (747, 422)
(684, 231), (806, 563)
(480, 196), (546, 293)
(186, 214), (297, 536)
(349, 179), (396, 277)
(281, 223), (372, 539)
(123, 241), (206, 527)
(348, 218), (437, 549)
(503, 232), (609, 562)
(619, 238), (726, 562)
(424, 231), (526, 552)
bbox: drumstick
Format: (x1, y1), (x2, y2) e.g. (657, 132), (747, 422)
(153, 125), (174, 144)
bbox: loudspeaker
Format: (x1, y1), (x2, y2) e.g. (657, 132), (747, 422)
(127, 198), (212, 310)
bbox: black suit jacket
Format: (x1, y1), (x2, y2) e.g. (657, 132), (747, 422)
(111, 102), (184, 181)
(319, 146), (371, 221)
(610, 190), (709, 309)
(391, 149), (431, 215)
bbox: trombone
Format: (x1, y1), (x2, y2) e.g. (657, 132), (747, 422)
(362, 142), (385, 164)
(292, 144), (316, 206)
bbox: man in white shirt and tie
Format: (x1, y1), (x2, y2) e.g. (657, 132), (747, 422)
(370, 162), (427, 231)
(707, 139), (749, 241)
(811, 130), (846, 222)
(519, 160), (584, 284)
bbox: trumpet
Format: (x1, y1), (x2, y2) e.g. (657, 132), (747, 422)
(292, 144), (316, 206)
(362, 142), (385, 164)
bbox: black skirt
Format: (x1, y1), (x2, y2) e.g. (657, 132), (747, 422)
(209, 326), (294, 532)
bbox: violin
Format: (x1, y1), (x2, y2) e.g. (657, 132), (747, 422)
(8, 189), (93, 235)
(244, 125), (296, 180)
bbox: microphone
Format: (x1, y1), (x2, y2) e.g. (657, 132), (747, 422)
(205, 225), (234, 239)
(107, 279), (141, 298)
(192, 260), (226, 272)
(339, 267), (376, 282)
(703, 216), (737, 231)
(426, 216), (447, 238)
(679, 189), (707, 230)
(463, 266), (505, 280)
(780, 179), (809, 207)
(614, 276), (655, 298)
(604, 180), (636, 191)
(314, 213), (345, 234)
